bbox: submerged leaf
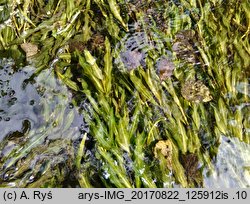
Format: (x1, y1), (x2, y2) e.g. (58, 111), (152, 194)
(108, 0), (128, 31)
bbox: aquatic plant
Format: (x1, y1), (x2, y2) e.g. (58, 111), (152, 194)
(0, 0), (249, 187)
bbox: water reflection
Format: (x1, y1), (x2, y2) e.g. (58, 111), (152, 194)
(204, 136), (250, 187)
(0, 58), (83, 187)
(0, 58), (41, 139)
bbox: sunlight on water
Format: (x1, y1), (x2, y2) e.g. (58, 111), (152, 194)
(204, 136), (250, 187)
(0, 58), (83, 187)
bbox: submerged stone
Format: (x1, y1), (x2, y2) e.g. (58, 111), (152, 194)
(114, 31), (149, 71)
(20, 43), (39, 59)
(156, 56), (175, 80)
(120, 50), (144, 70)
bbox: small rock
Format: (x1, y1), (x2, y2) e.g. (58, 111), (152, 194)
(20, 43), (39, 58)
(120, 50), (143, 70)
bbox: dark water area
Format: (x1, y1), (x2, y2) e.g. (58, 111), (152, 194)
(0, 58), (84, 187)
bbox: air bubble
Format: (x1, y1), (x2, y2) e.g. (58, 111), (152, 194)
(8, 97), (17, 106)
(52, 121), (57, 127)
(4, 117), (10, 121)
(29, 175), (35, 182)
(29, 100), (35, 105)
(69, 103), (74, 109)
(3, 173), (9, 180)
(8, 90), (15, 97)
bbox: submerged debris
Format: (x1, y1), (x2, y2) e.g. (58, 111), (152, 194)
(89, 33), (105, 51)
(126, 0), (169, 33)
(172, 30), (198, 64)
(154, 140), (173, 170)
(156, 56), (175, 80)
(68, 40), (86, 52)
(181, 153), (203, 187)
(68, 33), (105, 53)
(181, 80), (213, 103)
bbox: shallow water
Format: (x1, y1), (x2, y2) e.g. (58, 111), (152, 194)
(0, 58), (83, 187)
(204, 136), (250, 188)
(1, 57), (249, 187)
(0, 0), (249, 188)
